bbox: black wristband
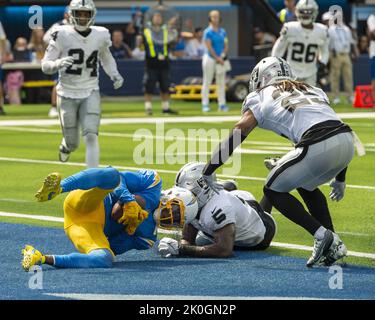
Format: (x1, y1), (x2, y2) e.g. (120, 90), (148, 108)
(203, 130), (247, 176)
(336, 167), (347, 182)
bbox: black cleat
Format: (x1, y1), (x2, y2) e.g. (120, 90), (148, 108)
(162, 108), (179, 115)
(218, 179), (238, 192)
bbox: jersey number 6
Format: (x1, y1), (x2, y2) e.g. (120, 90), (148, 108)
(65, 48), (98, 77)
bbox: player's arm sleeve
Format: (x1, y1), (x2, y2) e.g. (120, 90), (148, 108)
(202, 95), (259, 176)
(41, 38), (62, 74)
(271, 25), (289, 57)
(99, 31), (121, 79)
(318, 29), (330, 65)
(113, 170), (161, 206)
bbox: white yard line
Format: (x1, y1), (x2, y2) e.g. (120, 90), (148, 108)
(1, 211), (374, 259)
(0, 112), (375, 127)
(1, 156), (375, 190)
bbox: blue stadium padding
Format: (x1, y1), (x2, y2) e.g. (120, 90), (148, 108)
(2, 222), (374, 300)
(99, 56), (372, 96)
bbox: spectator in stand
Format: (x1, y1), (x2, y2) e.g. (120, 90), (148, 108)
(278, 0), (297, 24)
(110, 30), (133, 60)
(6, 37), (32, 105)
(0, 20), (7, 115)
(185, 27), (205, 59)
(358, 35), (369, 55)
(28, 27), (46, 62)
(170, 35), (186, 59)
(132, 35), (145, 60)
(253, 26), (276, 62)
(124, 22), (137, 49)
(132, 8), (143, 34)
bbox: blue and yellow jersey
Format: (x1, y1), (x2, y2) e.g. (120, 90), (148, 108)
(103, 170), (162, 255)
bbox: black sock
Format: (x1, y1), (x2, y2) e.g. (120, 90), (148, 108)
(297, 188), (334, 232)
(259, 195), (273, 214)
(263, 186), (321, 236)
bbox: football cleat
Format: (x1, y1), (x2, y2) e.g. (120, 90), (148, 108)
(48, 107), (59, 118)
(218, 105), (229, 112)
(21, 245), (45, 272)
(202, 105), (210, 113)
(323, 233), (348, 266)
(306, 229), (334, 268)
(59, 144), (70, 162)
(264, 157), (280, 171)
(162, 108), (179, 115)
(35, 172), (62, 202)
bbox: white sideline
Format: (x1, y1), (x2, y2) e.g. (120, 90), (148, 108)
(44, 293), (328, 300)
(1, 156), (375, 190)
(0, 112), (375, 127)
(1, 210), (374, 260)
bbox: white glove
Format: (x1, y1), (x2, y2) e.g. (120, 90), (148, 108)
(112, 74), (124, 90)
(329, 179), (346, 202)
(203, 174), (223, 194)
(158, 237), (179, 258)
(56, 56), (74, 69)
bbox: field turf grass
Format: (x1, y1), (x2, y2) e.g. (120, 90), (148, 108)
(0, 99), (374, 271)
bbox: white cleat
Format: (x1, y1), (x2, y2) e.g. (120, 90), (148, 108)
(323, 233), (347, 266)
(59, 145), (70, 163)
(48, 107), (59, 118)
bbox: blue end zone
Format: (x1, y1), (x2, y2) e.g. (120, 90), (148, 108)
(1, 223), (374, 300)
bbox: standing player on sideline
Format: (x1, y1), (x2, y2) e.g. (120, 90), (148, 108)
(368, 14), (375, 101)
(201, 10), (230, 112)
(272, 0), (329, 86)
(41, 0), (124, 168)
(21, 167), (162, 270)
(201, 57), (355, 267)
(0, 20), (7, 115)
(43, 6), (70, 118)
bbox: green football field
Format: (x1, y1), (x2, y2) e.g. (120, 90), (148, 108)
(0, 99), (374, 267)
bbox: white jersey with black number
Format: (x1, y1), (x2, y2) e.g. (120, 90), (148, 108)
(43, 25), (111, 99)
(272, 21), (329, 79)
(242, 85), (341, 144)
(190, 190), (266, 247)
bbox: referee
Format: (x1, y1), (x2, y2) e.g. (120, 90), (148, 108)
(202, 10), (229, 112)
(143, 12), (177, 115)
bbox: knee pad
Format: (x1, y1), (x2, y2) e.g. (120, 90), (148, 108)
(82, 114), (100, 136)
(84, 132), (98, 144)
(63, 128), (80, 151)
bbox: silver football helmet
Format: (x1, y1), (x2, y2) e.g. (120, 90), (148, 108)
(296, 0), (319, 26)
(69, 0), (97, 32)
(153, 186), (199, 229)
(249, 57), (294, 92)
(175, 162), (216, 209)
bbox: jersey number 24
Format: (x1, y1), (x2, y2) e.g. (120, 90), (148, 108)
(65, 49), (98, 77)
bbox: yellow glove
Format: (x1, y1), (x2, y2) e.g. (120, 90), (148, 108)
(118, 201), (149, 235)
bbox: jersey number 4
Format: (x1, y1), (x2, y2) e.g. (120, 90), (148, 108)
(65, 49), (98, 77)
(291, 42), (318, 63)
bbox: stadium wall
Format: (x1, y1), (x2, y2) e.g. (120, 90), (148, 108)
(99, 55), (373, 96)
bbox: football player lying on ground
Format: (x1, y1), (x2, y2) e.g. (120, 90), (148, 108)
(154, 162), (277, 258)
(21, 167), (161, 270)
(201, 56), (356, 267)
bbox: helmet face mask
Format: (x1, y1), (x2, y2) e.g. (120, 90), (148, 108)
(296, 0), (318, 26)
(69, 0), (97, 32)
(153, 187), (198, 229)
(248, 57), (294, 93)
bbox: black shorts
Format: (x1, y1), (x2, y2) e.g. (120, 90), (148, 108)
(233, 200), (276, 251)
(143, 65), (170, 94)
